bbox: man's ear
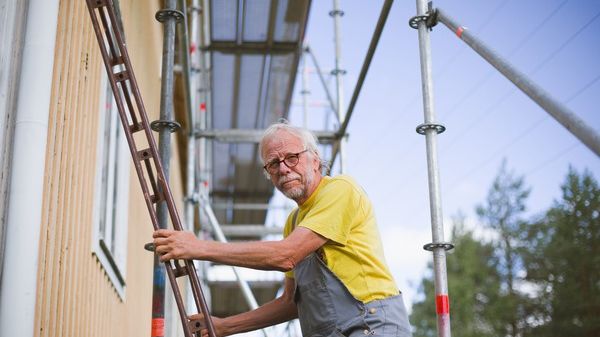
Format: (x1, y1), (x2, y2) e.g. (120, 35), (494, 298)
(313, 154), (320, 173)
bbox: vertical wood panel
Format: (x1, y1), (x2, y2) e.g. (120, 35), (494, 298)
(34, 0), (174, 336)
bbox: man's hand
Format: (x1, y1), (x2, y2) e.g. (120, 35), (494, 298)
(153, 229), (200, 261)
(188, 313), (227, 337)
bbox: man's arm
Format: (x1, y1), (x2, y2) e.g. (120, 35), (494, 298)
(204, 277), (298, 337)
(153, 226), (327, 271)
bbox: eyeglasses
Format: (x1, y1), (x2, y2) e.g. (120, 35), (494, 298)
(263, 149), (308, 175)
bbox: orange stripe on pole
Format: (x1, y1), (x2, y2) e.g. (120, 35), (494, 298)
(436, 294), (450, 314)
(151, 318), (165, 337)
(456, 26), (465, 38)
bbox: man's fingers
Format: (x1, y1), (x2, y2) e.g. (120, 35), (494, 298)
(153, 237), (168, 247)
(153, 229), (173, 238)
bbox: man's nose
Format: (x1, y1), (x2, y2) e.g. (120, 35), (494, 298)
(278, 161), (292, 174)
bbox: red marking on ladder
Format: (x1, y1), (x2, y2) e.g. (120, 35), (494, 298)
(456, 26), (465, 38)
(190, 43), (197, 54)
(200, 102), (206, 111)
(151, 318), (165, 337)
(436, 294), (450, 314)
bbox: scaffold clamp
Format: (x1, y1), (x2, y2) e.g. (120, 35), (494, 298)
(416, 123), (445, 135)
(423, 242), (454, 252)
(184, 192), (200, 205)
(409, 9), (438, 30)
(331, 68), (347, 75)
(151, 120), (182, 133)
(155, 9), (184, 23)
(329, 9), (344, 17)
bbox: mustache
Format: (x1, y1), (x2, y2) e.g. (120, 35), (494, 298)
(278, 174), (301, 185)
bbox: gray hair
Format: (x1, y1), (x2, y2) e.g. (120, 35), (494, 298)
(259, 120), (330, 176)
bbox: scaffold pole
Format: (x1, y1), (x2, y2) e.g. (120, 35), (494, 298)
(331, 0), (346, 173)
(435, 8), (600, 157)
(411, 1), (453, 336)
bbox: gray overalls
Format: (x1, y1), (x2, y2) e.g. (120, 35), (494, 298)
(289, 204), (412, 337)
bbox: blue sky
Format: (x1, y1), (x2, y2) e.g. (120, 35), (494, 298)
(285, 0), (600, 310)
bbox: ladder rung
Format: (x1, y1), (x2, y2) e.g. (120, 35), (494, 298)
(111, 56), (125, 66)
(129, 122), (144, 133)
(137, 148), (153, 161)
(172, 262), (189, 278)
(90, 0), (108, 8)
(150, 194), (161, 203)
(114, 70), (129, 82)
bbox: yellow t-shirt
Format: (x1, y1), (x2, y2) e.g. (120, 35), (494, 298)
(283, 175), (398, 303)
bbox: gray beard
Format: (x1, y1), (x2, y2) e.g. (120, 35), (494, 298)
(279, 169), (314, 202)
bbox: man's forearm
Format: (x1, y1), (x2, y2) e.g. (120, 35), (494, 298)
(220, 294), (298, 336)
(198, 240), (295, 272)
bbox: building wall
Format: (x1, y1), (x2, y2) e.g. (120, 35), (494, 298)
(33, 1), (186, 336)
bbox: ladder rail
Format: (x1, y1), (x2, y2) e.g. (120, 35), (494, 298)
(85, 1), (216, 336)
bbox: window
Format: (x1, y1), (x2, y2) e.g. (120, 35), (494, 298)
(92, 73), (131, 298)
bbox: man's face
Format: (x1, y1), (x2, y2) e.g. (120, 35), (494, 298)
(261, 131), (319, 203)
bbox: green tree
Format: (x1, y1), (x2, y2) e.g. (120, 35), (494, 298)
(476, 160), (531, 337)
(522, 168), (600, 337)
(410, 216), (502, 337)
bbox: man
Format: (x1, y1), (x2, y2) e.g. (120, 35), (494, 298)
(153, 122), (412, 337)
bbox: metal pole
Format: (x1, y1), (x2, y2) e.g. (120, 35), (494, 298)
(331, 0), (346, 173)
(201, 201), (270, 337)
(436, 8), (600, 157)
(305, 47), (338, 121)
(329, 0), (394, 166)
(301, 47), (310, 128)
(179, 0), (196, 233)
(151, 1), (180, 336)
(199, 0), (211, 199)
(180, 0), (205, 325)
(413, 1), (451, 336)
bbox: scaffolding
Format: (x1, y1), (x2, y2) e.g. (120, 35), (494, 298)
(161, 1), (397, 336)
(141, 0), (600, 336)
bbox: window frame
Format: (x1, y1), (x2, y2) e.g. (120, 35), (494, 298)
(91, 72), (131, 299)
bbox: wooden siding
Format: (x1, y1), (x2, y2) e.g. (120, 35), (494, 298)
(34, 1), (186, 336)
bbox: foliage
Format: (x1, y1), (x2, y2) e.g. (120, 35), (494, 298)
(475, 160), (532, 337)
(410, 164), (600, 337)
(522, 168), (600, 337)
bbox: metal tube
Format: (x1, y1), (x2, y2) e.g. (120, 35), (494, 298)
(180, 0), (202, 326)
(436, 8), (600, 157)
(152, 1), (178, 336)
(302, 48), (310, 128)
(331, 0), (346, 172)
(202, 201), (270, 337)
(178, 0), (196, 233)
(329, 0), (394, 166)
(337, 0), (393, 138)
(199, 0), (211, 199)
(305, 47), (338, 122)
(415, 1), (451, 336)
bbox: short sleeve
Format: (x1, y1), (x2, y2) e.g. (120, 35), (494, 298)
(297, 179), (360, 246)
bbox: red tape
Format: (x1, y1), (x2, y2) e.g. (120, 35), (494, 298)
(436, 294), (450, 314)
(151, 318), (165, 337)
(456, 26), (465, 38)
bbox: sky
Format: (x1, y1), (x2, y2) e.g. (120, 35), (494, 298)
(282, 0), (600, 312)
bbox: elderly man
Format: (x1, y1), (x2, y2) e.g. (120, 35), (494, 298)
(153, 122), (412, 337)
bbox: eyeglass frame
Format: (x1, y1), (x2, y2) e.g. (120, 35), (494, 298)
(263, 149), (309, 174)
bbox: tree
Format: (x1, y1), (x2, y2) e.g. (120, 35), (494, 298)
(522, 168), (600, 337)
(476, 160), (531, 337)
(410, 216), (502, 337)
